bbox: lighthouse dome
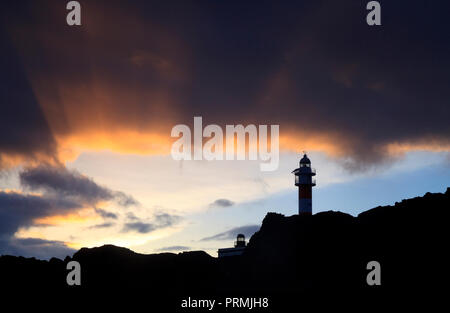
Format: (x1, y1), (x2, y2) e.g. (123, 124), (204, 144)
(300, 154), (311, 164)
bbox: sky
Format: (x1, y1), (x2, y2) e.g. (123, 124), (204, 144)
(0, 0), (449, 259)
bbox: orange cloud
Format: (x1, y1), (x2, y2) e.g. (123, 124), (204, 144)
(3, 0), (448, 170)
(33, 208), (96, 226)
(386, 141), (450, 156)
(56, 130), (172, 162)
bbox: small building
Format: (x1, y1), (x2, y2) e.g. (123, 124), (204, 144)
(218, 234), (246, 258)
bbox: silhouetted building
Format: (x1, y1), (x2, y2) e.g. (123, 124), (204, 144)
(292, 153), (316, 215)
(218, 234), (246, 257)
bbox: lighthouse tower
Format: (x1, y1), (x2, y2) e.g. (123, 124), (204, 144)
(292, 154), (316, 215)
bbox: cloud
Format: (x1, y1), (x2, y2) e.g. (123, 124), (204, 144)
(126, 212), (139, 221)
(122, 222), (155, 234)
(0, 28), (57, 169)
(88, 222), (115, 229)
(209, 199), (235, 208)
(0, 190), (79, 259)
(122, 213), (181, 234)
(114, 191), (139, 207)
(20, 164), (138, 207)
(1, 237), (75, 260)
(1, 164), (137, 258)
(251, 0), (450, 168)
(153, 213), (181, 228)
(0, 190), (81, 238)
(200, 225), (260, 242)
(156, 245), (191, 252)
(95, 208), (118, 220)
(1, 0), (449, 171)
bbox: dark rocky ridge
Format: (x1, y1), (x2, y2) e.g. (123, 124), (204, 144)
(1, 188), (448, 309)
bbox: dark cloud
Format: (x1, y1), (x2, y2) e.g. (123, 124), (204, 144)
(1, 237), (75, 260)
(126, 212), (139, 221)
(1, 164), (137, 258)
(95, 208), (118, 220)
(0, 191), (79, 259)
(0, 28), (57, 169)
(114, 192), (139, 207)
(209, 199), (235, 208)
(1, 0), (449, 170)
(255, 0), (450, 169)
(0, 191), (81, 238)
(156, 246), (191, 252)
(122, 222), (155, 234)
(154, 213), (181, 228)
(88, 222), (115, 229)
(200, 225), (260, 242)
(122, 213), (181, 234)
(20, 164), (138, 207)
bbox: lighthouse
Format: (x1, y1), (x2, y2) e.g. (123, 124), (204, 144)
(292, 154), (316, 215)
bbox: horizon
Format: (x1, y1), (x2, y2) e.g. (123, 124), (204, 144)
(1, 0), (450, 261)
(9, 186), (448, 261)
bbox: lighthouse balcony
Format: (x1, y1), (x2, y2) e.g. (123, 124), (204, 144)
(292, 167), (316, 175)
(295, 176), (316, 186)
